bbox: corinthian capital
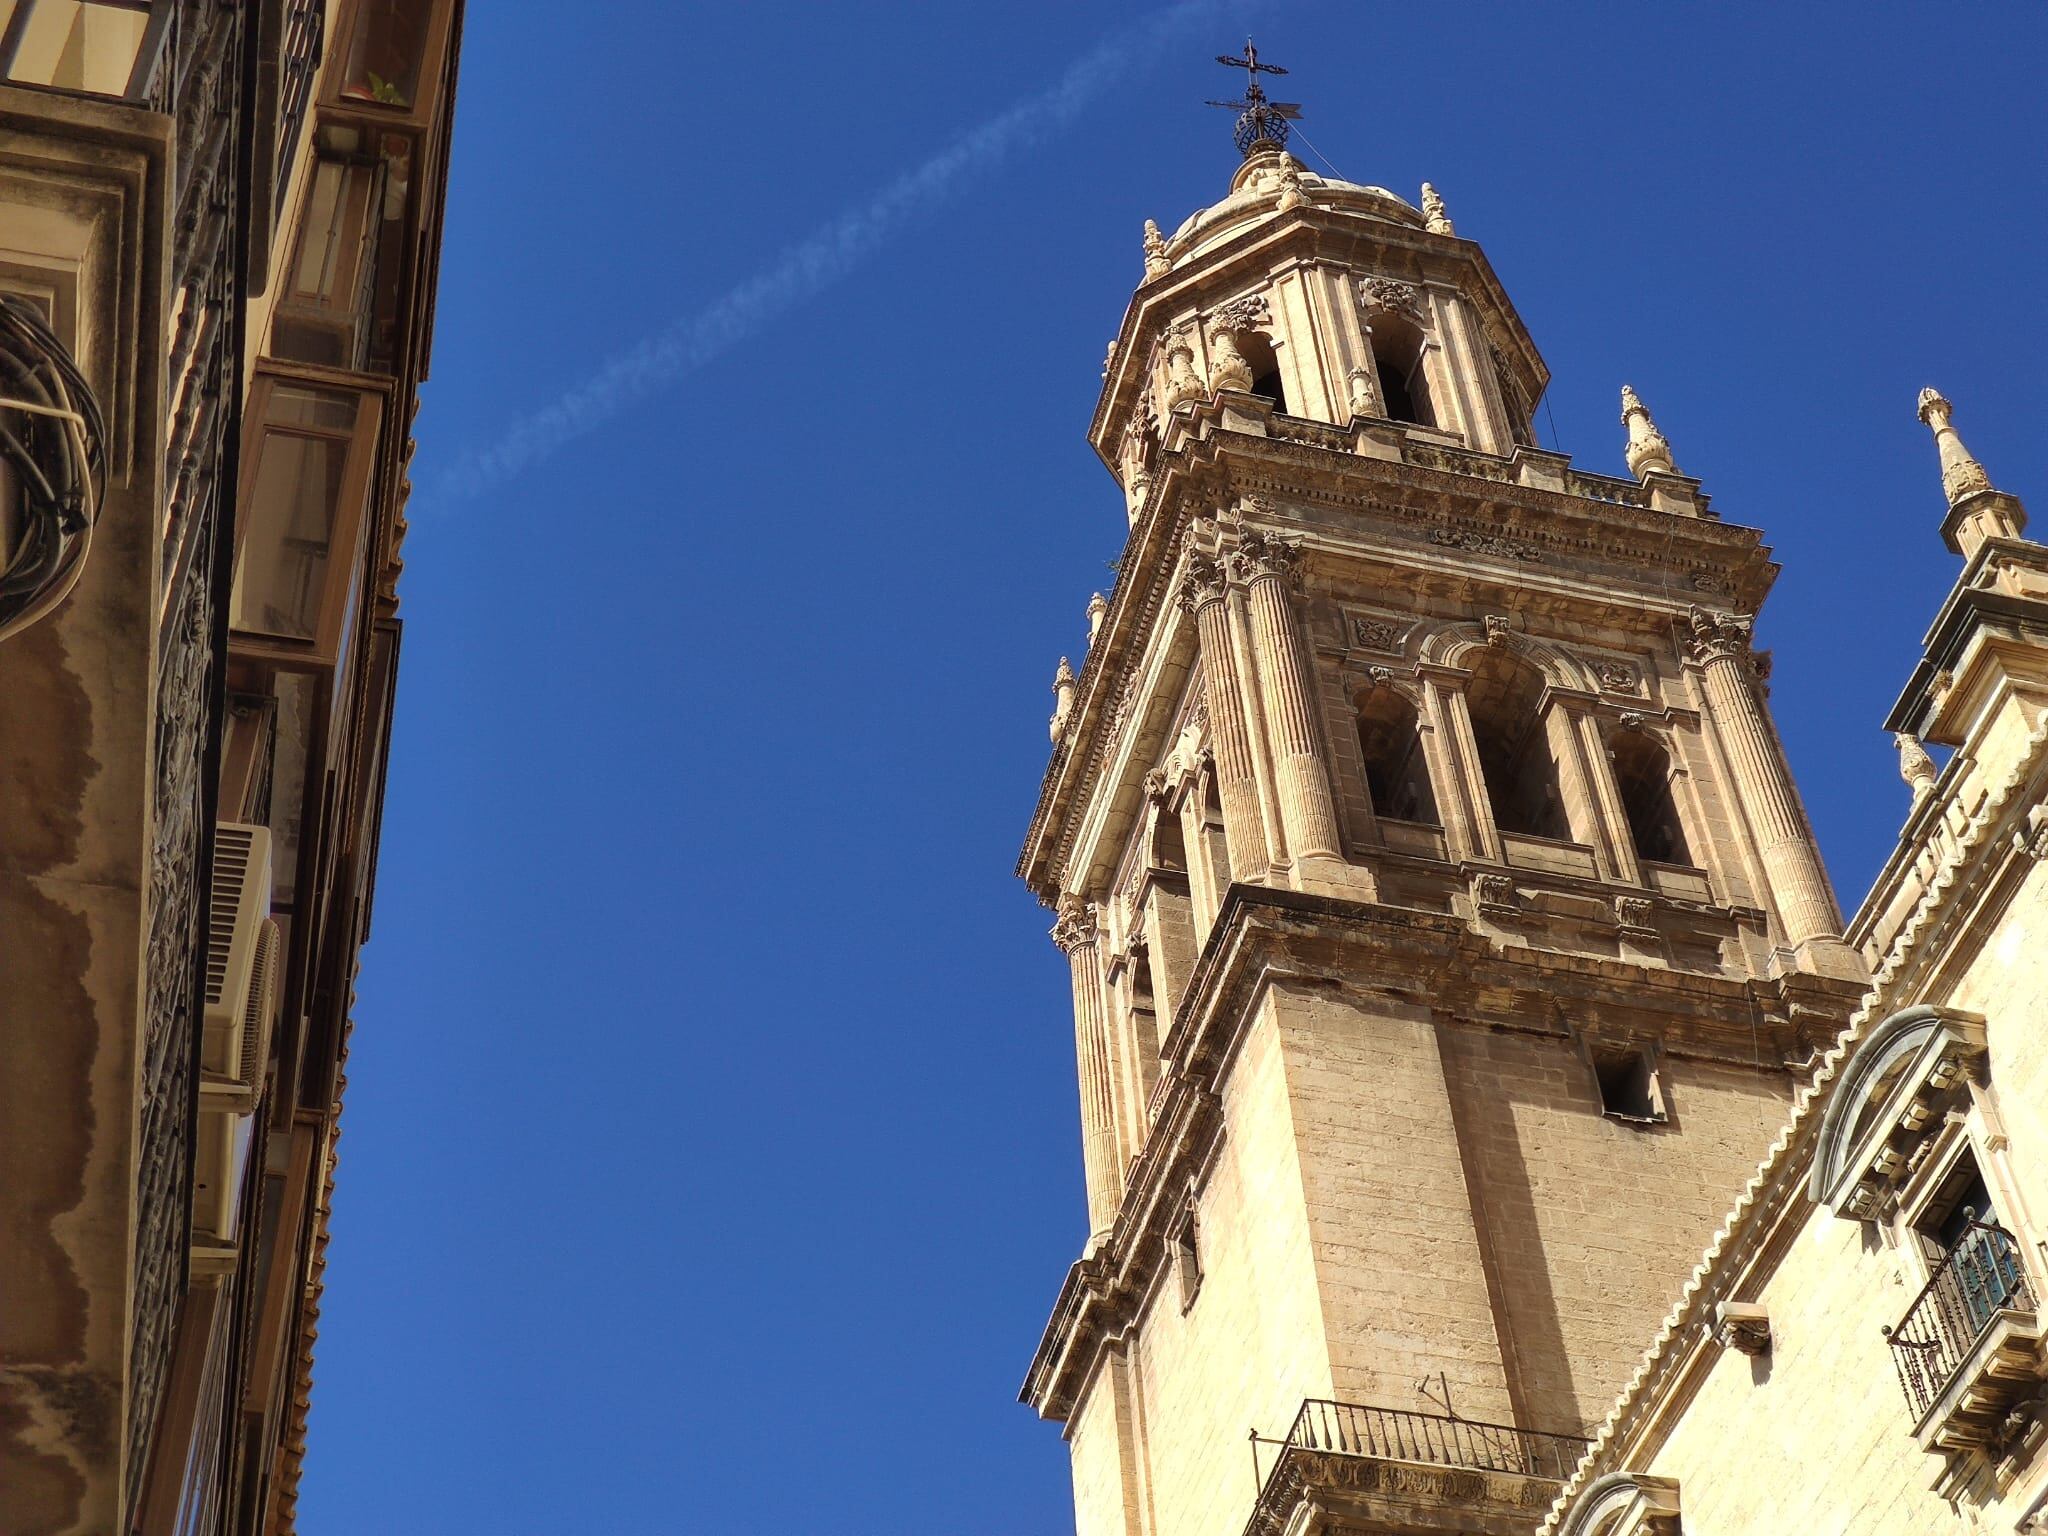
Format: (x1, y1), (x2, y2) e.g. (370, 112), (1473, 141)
(1228, 527), (1302, 589)
(1050, 895), (1100, 954)
(1681, 606), (1756, 668)
(1176, 552), (1229, 615)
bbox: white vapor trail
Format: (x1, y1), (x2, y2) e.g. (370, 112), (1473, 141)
(432, 1), (1232, 503)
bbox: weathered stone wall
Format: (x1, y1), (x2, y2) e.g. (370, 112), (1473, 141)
(1069, 994), (1333, 1536)
(1437, 1027), (1794, 1434)
(1278, 983), (1518, 1424)
(1614, 866), (2048, 1532)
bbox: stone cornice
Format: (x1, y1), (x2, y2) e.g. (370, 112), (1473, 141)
(1021, 883), (1860, 1424)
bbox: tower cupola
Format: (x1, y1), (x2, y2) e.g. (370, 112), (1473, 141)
(1094, 132), (1548, 522)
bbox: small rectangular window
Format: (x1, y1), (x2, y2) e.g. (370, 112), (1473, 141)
(1595, 1048), (1665, 1124)
(1172, 1205), (1202, 1312)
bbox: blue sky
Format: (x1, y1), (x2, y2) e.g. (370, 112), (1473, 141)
(302, 4), (2048, 1531)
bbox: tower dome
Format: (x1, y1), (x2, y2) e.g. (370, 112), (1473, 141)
(1094, 144), (1550, 522)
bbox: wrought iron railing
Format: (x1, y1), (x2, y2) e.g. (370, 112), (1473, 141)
(275, 0), (323, 191)
(1243, 1399), (1588, 1536)
(1884, 1219), (2034, 1419)
(1283, 1398), (1588, 1479)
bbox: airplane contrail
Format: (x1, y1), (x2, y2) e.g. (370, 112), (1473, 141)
(429, 2), (1235, 504)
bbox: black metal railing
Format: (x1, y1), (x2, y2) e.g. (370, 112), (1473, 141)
(275, 0), (323, 203)
(1885, 1219), (2035, 1419)
(1243, 1399), (1589, 1536)
(1282, 1399), (1588, 1480)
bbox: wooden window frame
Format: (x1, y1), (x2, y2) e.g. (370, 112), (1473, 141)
(229, 365), (386, 670)
(321, 0), (457, 133)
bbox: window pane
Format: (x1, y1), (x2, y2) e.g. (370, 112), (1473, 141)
(232, 429), (343, 641)
(290, 160), (347, 300)
(338, 0), (428, 109)
(5, 1), (151, 96)
(268, 383), (355, 433)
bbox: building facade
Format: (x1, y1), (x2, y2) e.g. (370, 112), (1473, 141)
(0, 3), (463, 1532)
(1541, 406), (2048, 1534)
(1016, 107), (1878, 1536)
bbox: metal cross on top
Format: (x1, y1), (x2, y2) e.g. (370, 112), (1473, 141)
(1206, 38), (1302, 159)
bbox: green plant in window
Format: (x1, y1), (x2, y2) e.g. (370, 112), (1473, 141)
(365, 71), (408, 106)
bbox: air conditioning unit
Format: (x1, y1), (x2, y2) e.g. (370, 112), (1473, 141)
(203, 822), (276, 1099)
(193, 822), (280, 1266)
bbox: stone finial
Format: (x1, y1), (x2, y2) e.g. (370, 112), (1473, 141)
(1895, 731), (1938, 800)
(1916, 387), (1996, 506)
(1420, 182), (1455, 237)
(1101, 339), (1118, 381)
(1916, 388), (2027, 556)
(1049, 657), (1076, 743)
(1620, 385), (1679, 479)
(1142, 219), (1171, 280)
(1086, 592), (1109, 645)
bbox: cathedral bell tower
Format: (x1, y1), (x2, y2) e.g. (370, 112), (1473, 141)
(1017, 55), (1868, 1536)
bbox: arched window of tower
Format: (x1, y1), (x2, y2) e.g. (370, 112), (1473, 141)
(1367, 313), (1434, 427)
(1237, 330), (1288, 414)
(1354, 685), (1439, 826)
(1607, 730), (1694, 867)
(1463, 648), (1570, 841)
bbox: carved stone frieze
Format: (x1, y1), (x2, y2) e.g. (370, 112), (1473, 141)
(1429, 525), (1542, 563)
(1614, 895), (1656, 933)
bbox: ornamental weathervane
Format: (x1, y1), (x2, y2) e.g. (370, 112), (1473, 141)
(1207, 38), (1300, 158)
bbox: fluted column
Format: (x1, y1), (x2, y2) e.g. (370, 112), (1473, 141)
(1178, 555), (1271, 882)
(1053, 896), (1121, 1240)
(1233, 530), (1343, 861)
(1683, 608), (1840, 946)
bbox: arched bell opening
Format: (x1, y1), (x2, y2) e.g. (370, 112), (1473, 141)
(1236, 330), (1288, 414)
(1607, 729), (1694, 867)
(1354, 685), (1438, 826)
(1464, 648), (1569, 841)
(1366, 311), (1434, 427)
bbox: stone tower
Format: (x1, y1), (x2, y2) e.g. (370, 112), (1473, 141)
(1016, 109), (1868, 1536)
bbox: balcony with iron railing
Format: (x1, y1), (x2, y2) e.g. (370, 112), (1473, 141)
(1884, 1218), (2046, 1453)
(1244, 1400), (1589, 1536)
